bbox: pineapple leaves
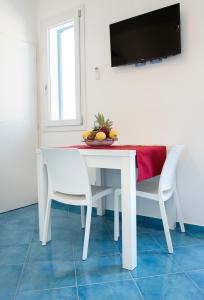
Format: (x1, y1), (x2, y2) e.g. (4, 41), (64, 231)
(95, 113), (113, 129)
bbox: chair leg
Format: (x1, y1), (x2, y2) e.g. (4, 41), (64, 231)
(114, 189), (120, 241)
(81, 206), (85, 229)
(159, 200), (173, 254)
(82, 206), (92, 260)
(174, 190), (185, 232)
(42, 198), (52, 246)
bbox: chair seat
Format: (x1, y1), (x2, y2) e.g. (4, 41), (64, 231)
(52, 185), (113, 205)
(52, 191), (86, 204)
(137, 180), (159, 201)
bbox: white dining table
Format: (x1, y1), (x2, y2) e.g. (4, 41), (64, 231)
(37, 147), (137, 270)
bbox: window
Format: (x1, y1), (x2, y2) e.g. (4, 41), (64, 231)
(46, 8), (85, 127)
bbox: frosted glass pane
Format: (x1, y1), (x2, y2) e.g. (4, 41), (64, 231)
(48, 21), (76, 121)
(49, 25), (60, 120)
(60, 26), (76, 120)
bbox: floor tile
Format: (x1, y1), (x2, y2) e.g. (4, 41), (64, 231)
(51, 209), (69, 218)
(0, 265), (22, 298)
(173, 245), (204, 271)
(68, 205), (82, 215)
(105, 214), (166, 244)
(19, 260), (75, 291)
(5, 215), (36, 227)
(0, 223), (33, 246)
(78, 280), (142, 300)
(72, 221), (111, 241)
(51, 201), (69, 217)
(47, 213), (106, 233)
(16, 287), (77, 300)
(0, 214), (7, 225)
(151, 228), (204, 248)
(0, 294), (14, 300)
(3, 204), (204, 300)
(187, 269), (204, 292)
(141, 216), (164, 231)
(185, 228), (204, 244)
(76, 255), (131, 285)
(28, 241), (74, 262)
(131, 249), (182, 278)
(1, 205), (37, 223)
(0, 245), (28, 265)
(137, 233), (161, 252)
(105, 214), (163, 236)
(90, 215), (108, 226)
(73, 238), (119, 260)
(51, 216), (71, 229)
(137, 223), (156, 234)
(33, 221), (111, 243)
(32, 226), (84, 243)
(117, 233), (161, 253)
(89, 223), (112, 240)
(136, 273), (204, 300)
(185, 224), (204, 233)
(104, 218), (115, 233)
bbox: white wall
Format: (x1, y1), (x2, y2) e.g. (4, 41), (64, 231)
(0, 0), (36, 43)
(37, 0), (204, 226)
(0, 0), (37, 212)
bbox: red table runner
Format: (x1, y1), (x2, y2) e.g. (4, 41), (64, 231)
(63, 145), (166, 182)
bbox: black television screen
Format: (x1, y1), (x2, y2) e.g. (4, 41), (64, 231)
(110, 3), (181, 67)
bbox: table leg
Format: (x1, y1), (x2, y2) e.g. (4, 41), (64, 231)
(96, 168), (106, 216)
(37, 150), (51, 242)
(121, 156), (137, 270)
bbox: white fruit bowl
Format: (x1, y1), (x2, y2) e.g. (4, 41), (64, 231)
(83, 138), (117, 146)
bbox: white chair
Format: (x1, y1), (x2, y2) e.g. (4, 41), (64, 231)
(114, 145), (185, 253)
(41, 148), (114, 260)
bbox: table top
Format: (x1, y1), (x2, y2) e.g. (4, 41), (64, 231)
(37, 145), (166, 182)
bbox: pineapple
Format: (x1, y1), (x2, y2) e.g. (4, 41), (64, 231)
(95, 113), (113, 136)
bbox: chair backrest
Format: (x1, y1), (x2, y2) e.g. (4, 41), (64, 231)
(159, 145), (185, 194)
(41, 148), (91, 197)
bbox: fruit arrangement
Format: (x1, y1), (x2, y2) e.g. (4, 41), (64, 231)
(82, 113), (118, 146)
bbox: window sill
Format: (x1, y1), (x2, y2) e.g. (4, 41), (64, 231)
(42, 122), (87, 132)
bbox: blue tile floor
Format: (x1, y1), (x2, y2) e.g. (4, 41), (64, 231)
(1, 203), (204, 299)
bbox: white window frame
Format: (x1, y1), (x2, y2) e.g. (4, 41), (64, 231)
(43, 6), (86, 131)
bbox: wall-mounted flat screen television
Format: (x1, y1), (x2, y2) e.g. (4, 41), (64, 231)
(109, 3), (181, 67)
